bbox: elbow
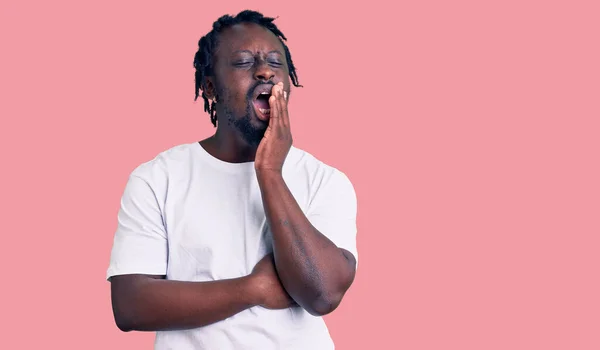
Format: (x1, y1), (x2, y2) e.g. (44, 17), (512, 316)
(113, 308), (136, 332)
(111, 292), (139, 332)
(306, 292), (344, 316)
(116, 320), (133, 333)
(304, 272), (356, 316)
(110, 274), (160, 332)
(310, 270), (356, 316)
(110, 276), (146, 332)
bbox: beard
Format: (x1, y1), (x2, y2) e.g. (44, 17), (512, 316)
(219, 82), (273, 147)
(227, 102), (266, 147)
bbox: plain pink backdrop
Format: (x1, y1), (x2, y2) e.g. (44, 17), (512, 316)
(1, 1), (599, 349)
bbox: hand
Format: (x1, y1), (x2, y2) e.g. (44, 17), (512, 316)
(255, 82), (292, 174)
(250, 253), (297, 309)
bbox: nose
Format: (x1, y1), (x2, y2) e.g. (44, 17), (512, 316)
(254, 60), (275, 82)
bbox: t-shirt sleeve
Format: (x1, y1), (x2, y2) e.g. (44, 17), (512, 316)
(106, 174), (168, 280)
(306, 170), (359, 267)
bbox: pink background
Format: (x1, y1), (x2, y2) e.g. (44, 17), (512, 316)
(2, 1), (599, 349)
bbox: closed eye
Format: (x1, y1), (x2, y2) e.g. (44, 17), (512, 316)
(234, 62), (253, 67)
(233, 61), (283, 69)
(268, 60), (283, 66)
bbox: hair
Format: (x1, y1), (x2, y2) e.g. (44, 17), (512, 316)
(193, 10), (302, 127)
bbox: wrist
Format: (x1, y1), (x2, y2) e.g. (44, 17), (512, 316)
(255, 168), (283, 180)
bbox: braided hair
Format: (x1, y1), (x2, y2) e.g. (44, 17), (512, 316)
(193, 10), (302, 127)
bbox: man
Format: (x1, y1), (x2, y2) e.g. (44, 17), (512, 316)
(107, 10), (358, 350)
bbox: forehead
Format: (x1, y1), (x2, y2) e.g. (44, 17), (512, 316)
(215, 23), (284, 56)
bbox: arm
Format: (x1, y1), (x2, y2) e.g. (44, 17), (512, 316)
(257, 170), (357, 316)
(254, 84), (357, 316)
(110, 253), (293, 332)
(110, 274), (260, 332)
(108, 171), (295, 332)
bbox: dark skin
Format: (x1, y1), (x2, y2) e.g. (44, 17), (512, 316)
(201, 23), (356, 316)
(110, 23), (356, 332)
(110, 254), (293, 332)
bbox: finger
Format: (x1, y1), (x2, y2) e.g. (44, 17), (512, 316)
(281, 89), (290, 129)
(269, 85), (284, 132)
(267, 96), (282, 134)
(277, 84), (290, 129)
(269, 94), (280, 128)
(269, 85), (280, 119)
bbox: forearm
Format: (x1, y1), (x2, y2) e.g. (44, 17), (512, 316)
(257, 170), (355, 315)
(110, 274), (260, 332)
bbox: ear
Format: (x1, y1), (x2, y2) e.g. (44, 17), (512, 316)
(203, 77), (217, 101)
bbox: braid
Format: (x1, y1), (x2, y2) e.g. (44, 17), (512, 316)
(193, 10), (302, 127)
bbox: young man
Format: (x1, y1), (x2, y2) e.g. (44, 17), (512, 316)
(107, 10), (358, 350)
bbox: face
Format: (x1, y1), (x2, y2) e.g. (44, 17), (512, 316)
(206, 23), (291, 146)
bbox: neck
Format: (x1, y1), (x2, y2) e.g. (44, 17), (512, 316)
(200, 126), (258, 164)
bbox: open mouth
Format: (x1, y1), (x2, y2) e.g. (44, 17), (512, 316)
(253, 91), (271, 119)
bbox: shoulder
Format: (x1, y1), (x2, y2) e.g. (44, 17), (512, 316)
(127, 142), (198, 185)
(286, 146), (355, 196)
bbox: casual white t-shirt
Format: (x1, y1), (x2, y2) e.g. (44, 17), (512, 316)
(107, 142), (358, 350)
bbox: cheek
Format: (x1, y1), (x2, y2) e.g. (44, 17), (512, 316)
(220, 82), (243, 101)
(224, 87), (250, 113)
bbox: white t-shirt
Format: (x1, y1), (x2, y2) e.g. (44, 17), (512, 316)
(107, 142), (358, 350)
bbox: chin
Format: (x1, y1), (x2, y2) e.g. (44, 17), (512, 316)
(250, 112), (268, 128)
(232, 112), (266, 147)
(253, 118), (268, 130)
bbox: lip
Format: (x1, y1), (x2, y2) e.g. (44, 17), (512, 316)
(251, 83), (274, 121)
(252, 83), (275, 100)
(252, 100), (270, 121)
